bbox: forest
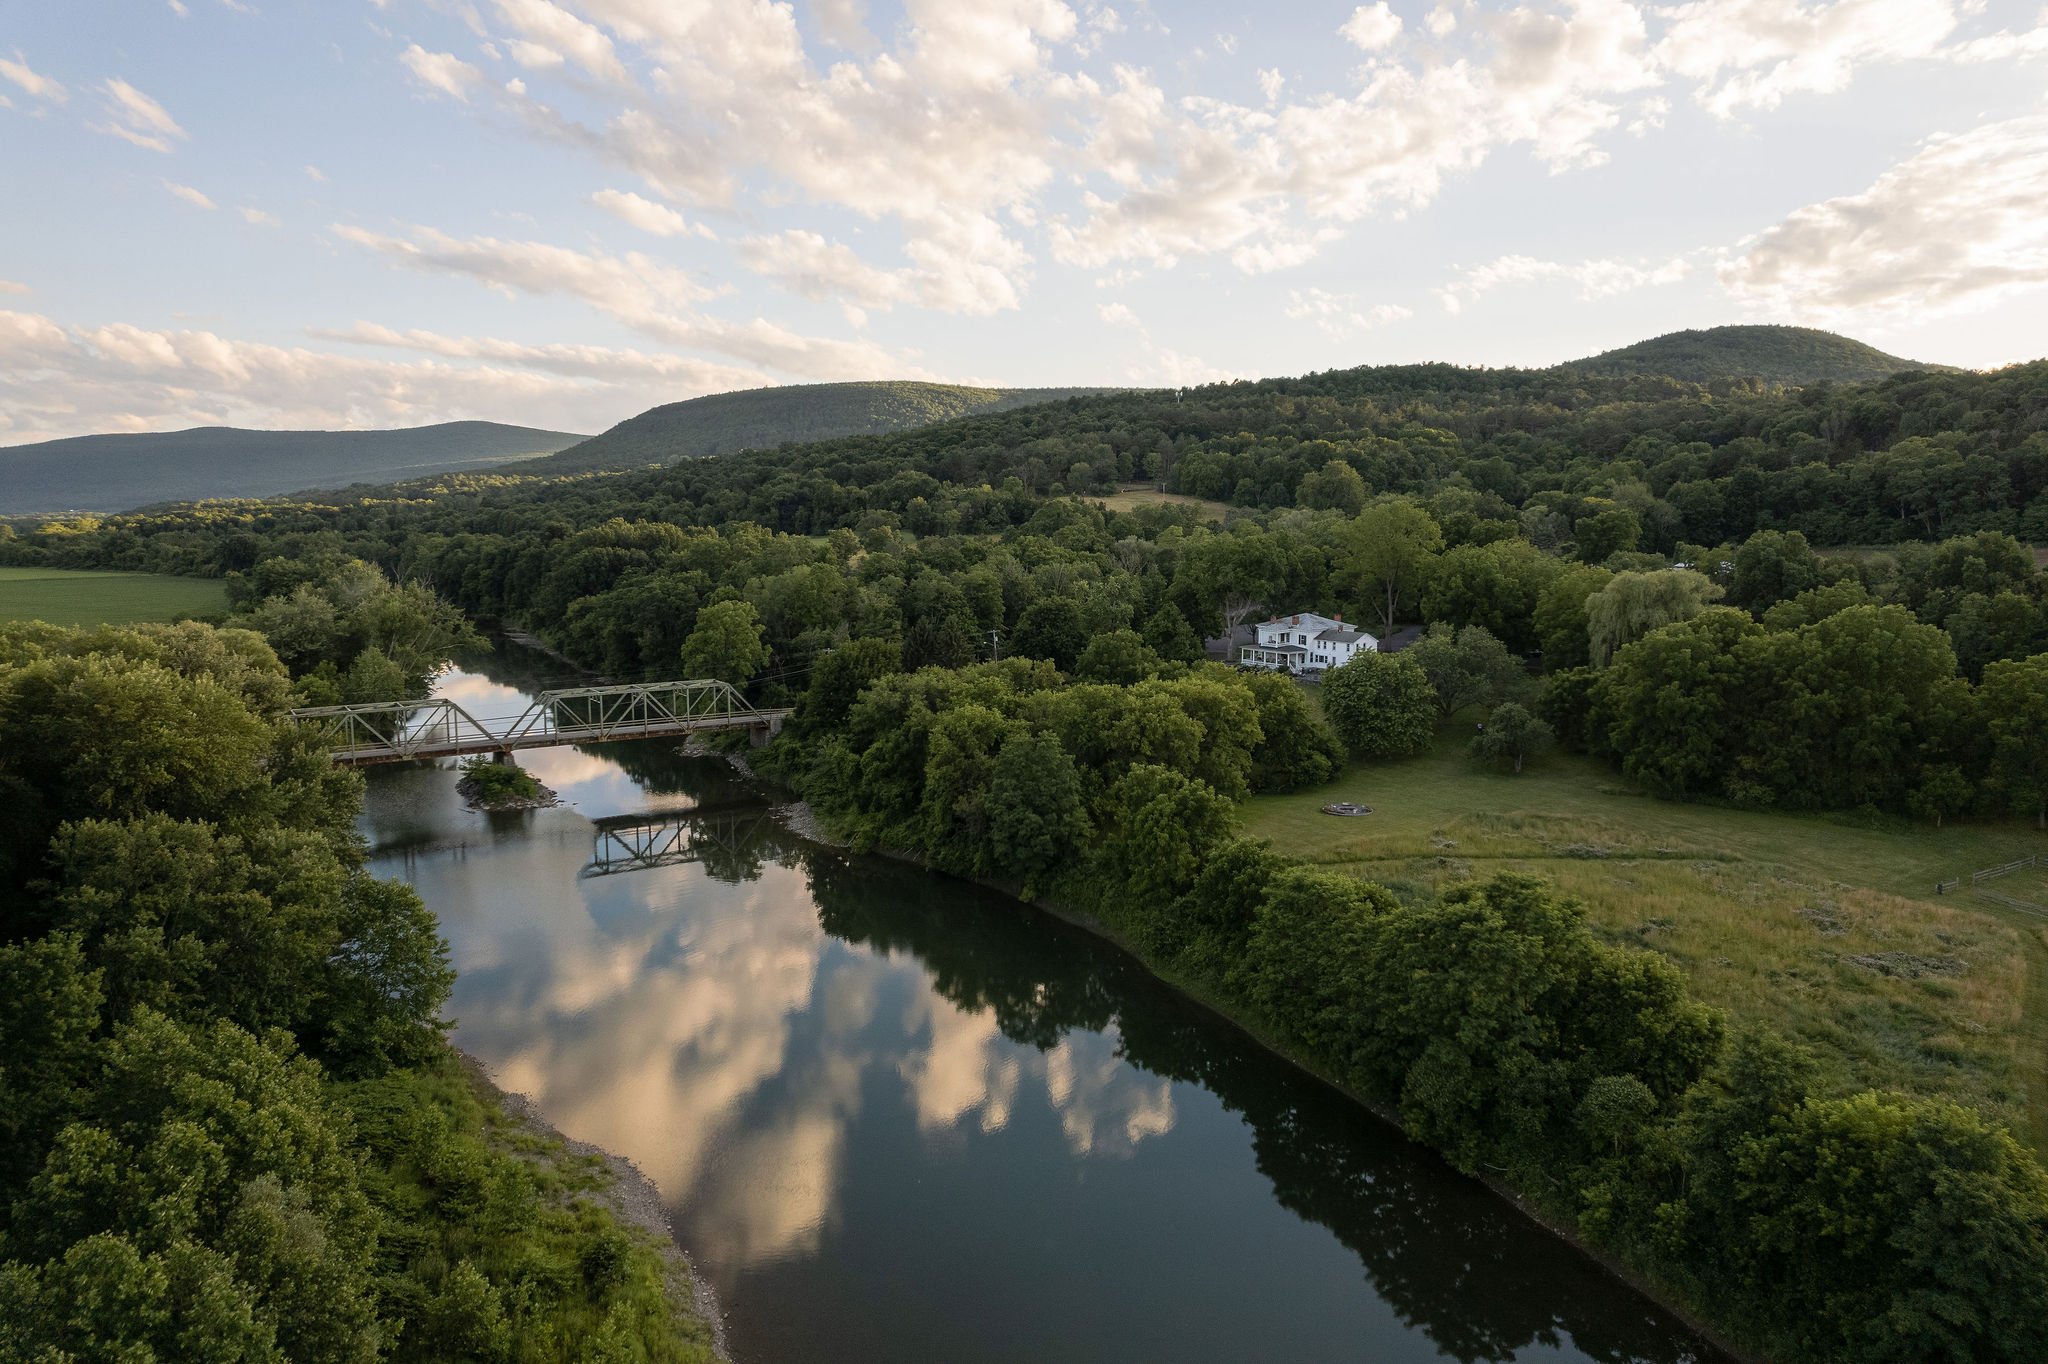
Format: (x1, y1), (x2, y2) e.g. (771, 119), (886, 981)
(5, 354), (2048, 1362)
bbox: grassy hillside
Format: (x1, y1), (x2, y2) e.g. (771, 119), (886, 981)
(0, 421), (586, 513)
(529, 380), (1119, 473)
(1567, 325), (1946, 385)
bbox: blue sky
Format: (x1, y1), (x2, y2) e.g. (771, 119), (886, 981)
(1, 0), (2044, 443)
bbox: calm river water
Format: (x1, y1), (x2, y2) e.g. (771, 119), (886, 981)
(359, 647), (1722, 1364)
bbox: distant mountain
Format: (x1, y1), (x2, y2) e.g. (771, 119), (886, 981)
(0, 421), (587, 513)
(528, 381), (1120, 474)
(1566, 326), (1949, 385)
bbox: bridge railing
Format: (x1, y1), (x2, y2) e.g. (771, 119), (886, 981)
(290, 680), (787, 763)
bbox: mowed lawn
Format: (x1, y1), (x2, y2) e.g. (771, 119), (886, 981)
(0, 566), (228, 627)
(1245, 730), (2048, 1147)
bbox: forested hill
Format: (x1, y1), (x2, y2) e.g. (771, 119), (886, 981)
(0, 420), (586, 513)
(526, 380), (1120, 473)
(1568, 325), (1945, 385)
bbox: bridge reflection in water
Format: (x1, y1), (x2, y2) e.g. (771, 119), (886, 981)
(582, 805), (773, 880)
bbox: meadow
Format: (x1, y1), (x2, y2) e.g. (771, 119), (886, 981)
(1246, 731), (2048, 1146)
(1092, 485), (1232, 522)
(0, 565), (228, 626)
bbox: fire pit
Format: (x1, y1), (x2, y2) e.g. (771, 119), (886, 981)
(1321, 801), (1372, 817)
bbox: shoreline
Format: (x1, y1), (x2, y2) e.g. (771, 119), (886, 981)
(767, 796), (1760, 1364)
(453, 1048), (732, 1362)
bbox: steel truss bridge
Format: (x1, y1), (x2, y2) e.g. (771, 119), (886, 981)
(582, 806), (770, 879)
(289, 680), (790, 766)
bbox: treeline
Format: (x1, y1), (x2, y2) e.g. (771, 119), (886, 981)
(762, 649), (2048, 1364)
(0, 621), (714, 1362)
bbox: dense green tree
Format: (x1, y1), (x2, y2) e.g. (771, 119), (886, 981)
(1298, 459), (1369, 514)
(1094, 765), (1236, 908)
(1981, 655), (2048, 827)
(1141, 602), (1206, 664)
(1075, 629), (1163, 684)
(1472, 702), (1553, 774)
(987, 734), (1090, 896)
(1241, 671), (1345, 792)
(1533, 564), (1613, 671)
(1010, 597), (1089, 671)
(1420, 539), (1559, 653)
(1320, 651), (1437, 759)
(1402, 622), (1526, 717)
(1590, 609), (1761, 798)
(1727, 530), (1822, 614)
(1335, 500), (1443, 636)
(1574, 506), (1641, 562)
(679, 599), (770, 686)
(797, 637), (903, 733)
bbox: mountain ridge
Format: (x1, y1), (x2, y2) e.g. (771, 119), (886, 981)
(524, 380), (1122, 474)
(1565, 324), (1948, 384)
(0, 420), (586, 514)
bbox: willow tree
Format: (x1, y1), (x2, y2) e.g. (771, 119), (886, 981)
(1588, 569), (1723, 667)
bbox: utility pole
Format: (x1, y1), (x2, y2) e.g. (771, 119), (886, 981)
(985, 628), (1003, 661)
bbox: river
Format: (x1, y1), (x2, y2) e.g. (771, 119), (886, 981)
(359, 646), (1723, 1364)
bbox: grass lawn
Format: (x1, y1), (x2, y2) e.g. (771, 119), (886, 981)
(1093, 486), (1232, 522)
(1245, 730), (2048, 1146)
(0, 566), (228, 627)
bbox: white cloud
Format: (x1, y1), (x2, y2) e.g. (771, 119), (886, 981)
(334, 221), (931, 379)
(589, 187), (698, 237)
(0, 280), (30, 295)
(1256, 67), (1285, 103)
(0, 50), (67, 103)
(1437, 252), (1692, 312)
(400, 44), (485, 101)
(94, 77), (186, 153)
(164, 181), (217, 210)
(319, 321), (772, 389)
(492, 0), (631, 86)
(1426, 5), (1458, 37)
(1096, 300), (1231, 385)
(168, 0), (190, 16)
(0, 307), (666, 445)
(1340, 3), (1404, 51)
(240, 206), (280, 226)
(1718, 114), (2048, 321)
(1655, 0), (1960, 116)
(304, 163), (327, 182)
(814, 0), (878, 51)
(1284, 288), (1412, 339)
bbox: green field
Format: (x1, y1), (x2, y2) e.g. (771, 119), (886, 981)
(1093, 486), (1232, 522)
(1246, 730), (2048, 1146)
(0, 566), (228, 626)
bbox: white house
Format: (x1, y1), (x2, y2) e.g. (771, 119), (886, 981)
(1240, 612), (1377, 675)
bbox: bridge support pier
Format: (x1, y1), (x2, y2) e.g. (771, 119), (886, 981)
(748, 714), (785, 748)
(491, 749), (517, 767)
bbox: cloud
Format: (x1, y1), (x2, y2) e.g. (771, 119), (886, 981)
(0, 280), (30, 295)
(589, 187), (698, 237)
(94, 77), (186, 153)
(400, 44), (484, 101)
(491, 0), (631, 86)
(304, 163), (327, 182)
(334, 221), (930, 379)
(0, 50), (67, 103)
(1284, 288), (1412, 339)
(0, 307), (672, 445)
(1340, 2), (1404, 51)
(168, 0), (190, 15)
(1438, 252), (1692, 312)
(318, 321), (772, 389)
(1655, 0), (1960, 116)
(813, 0), (878, 51)
(1718, 114), (2048, 321)
(240, 206), (280, 226)
(1096, 300), (1231, 385)
(163, 181), (217, 210)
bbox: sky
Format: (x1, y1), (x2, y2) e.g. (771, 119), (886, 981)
(1, 0), (2045, 445)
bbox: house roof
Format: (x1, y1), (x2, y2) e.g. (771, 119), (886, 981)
(1255, 612), (1341, 631)
(1316, 627), (1367, 644)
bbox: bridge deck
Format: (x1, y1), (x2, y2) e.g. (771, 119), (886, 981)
(290, 679), (791, 766)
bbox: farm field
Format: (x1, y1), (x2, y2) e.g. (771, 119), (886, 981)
(0, 566), (228, 626)
(1092, 485), (1232, 522)
(1246, 731), (2048, 1147)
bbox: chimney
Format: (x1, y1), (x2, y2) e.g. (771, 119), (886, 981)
(1290, 614), (1299, 625)
(1334, 612), (1342, 623)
